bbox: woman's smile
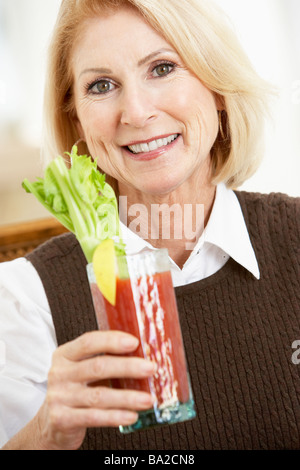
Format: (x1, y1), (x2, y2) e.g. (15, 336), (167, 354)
(122, 133), (181, 161)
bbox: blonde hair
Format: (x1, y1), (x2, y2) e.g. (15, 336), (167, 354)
(43, 0), (273, 188)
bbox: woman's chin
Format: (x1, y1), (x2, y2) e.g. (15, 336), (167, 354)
(134, 174), (185, 197)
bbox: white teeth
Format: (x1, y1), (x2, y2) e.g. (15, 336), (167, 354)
(128, 134), (178, 154)
(148, 140), (158, 151)
(140, 143), (148, 153)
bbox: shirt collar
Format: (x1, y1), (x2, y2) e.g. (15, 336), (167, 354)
(119, 183), (260, 280)
(201, 183), (260, 279)
(119, 220), (153, 255)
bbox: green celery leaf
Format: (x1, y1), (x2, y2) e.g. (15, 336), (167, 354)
(22, 145), (125, 263)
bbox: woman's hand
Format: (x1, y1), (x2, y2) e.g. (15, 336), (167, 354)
(34, 330), (156, 450)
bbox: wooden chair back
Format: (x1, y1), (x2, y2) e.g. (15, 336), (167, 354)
(0, 218), (68, 263)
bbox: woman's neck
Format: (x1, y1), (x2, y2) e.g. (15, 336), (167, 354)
(118, 166), (216, 268)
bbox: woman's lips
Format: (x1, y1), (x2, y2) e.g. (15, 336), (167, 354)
(122, 134), (181, 161)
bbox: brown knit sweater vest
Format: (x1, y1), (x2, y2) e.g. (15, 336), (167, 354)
(26, 191), (300, 450)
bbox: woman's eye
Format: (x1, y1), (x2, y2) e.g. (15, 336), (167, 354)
(89, 80), (115, 94)
(152, 63), (174, 77)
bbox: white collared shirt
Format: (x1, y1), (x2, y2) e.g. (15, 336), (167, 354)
(119, 183), (260, 285)
(0, 183), (259, 446)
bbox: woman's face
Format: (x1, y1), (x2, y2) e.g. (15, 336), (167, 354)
(72, 7), (219, 197)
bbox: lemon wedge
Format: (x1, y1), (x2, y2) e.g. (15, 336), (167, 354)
(92, 239), (116, 306)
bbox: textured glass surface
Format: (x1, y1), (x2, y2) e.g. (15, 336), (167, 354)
(87, 249), (196, 433)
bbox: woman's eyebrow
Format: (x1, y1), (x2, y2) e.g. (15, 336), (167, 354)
(137, 48), (177, 66)
(78, 48), (177, 79)
(79, 67), (112, 79)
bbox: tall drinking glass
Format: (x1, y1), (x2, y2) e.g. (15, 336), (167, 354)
(87, 248), (196, 433)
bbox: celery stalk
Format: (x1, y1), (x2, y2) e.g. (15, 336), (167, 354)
(22, 145), (125, 263)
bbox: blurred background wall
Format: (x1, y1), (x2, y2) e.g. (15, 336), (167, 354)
(0, 0), (61, 225)
(0, 0), (299, 227)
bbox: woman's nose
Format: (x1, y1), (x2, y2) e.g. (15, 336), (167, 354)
(119, 85), (157, 128)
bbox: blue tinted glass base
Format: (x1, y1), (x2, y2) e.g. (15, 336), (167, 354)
(119, 398), (196, 434)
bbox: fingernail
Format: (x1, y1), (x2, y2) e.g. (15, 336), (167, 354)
(121, 336), (139, 350)
(138, 394), (154, 406)
(142, 361), (157, 374)
(121, 411), (138, 425)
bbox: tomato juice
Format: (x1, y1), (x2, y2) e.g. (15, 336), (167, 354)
(91, 270), (190, 408)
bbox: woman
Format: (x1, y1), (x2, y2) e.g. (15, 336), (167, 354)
(0, 0), (299, 450)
